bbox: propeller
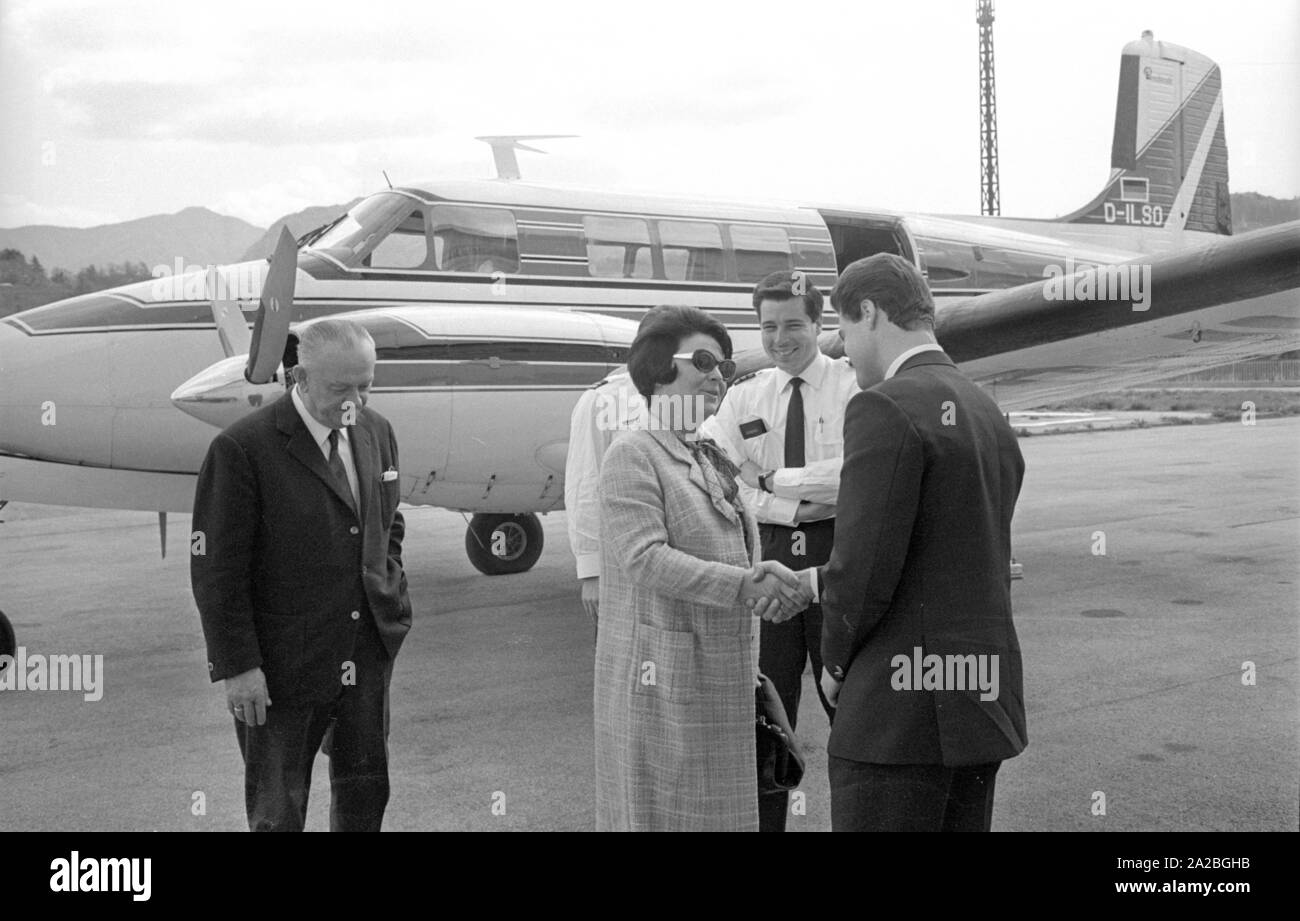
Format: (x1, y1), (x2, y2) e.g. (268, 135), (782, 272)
(245, 226), (298, 384)
(206, 267), (251, 358)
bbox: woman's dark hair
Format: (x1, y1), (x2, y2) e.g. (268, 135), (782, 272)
(627, 305), (733, 401)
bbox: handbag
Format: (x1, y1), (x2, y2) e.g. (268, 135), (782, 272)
(756, 672), (806, 793)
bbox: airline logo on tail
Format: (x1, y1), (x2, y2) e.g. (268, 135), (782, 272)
(1067, 31), (1232, 235)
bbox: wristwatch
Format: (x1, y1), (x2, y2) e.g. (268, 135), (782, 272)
(757, 470), (776, 493)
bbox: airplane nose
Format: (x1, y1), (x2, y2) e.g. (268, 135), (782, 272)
(170, 355), (286, 429)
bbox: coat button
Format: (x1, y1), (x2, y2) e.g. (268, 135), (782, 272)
(350, 526), (359, 535)
(351, 610), (360, 620)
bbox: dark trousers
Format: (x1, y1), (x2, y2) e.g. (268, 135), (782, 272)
(757, 520), (836, 833)
(828, 757), (1001, 832)
(235, 615), (394, 832)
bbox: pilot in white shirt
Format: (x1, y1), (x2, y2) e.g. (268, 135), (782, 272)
(702, 350), (858, 527)
(564, 372), (645, 626)
(563, 307), (680, 629)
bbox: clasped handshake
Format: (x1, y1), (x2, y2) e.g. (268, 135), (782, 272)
(739, 561), (815, 623)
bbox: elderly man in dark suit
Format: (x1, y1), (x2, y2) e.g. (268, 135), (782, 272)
(793, 253), (1027, 831)
(191, 318), (412, 832)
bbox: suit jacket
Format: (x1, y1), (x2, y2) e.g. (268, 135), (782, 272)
(190, 392), (412, 706)
(594, 427), (761, 831)
(821, 350), (1027, 766)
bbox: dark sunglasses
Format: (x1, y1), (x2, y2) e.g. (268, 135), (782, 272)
(673, 350), (737, 381)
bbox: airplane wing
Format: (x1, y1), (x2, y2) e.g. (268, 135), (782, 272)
(730, 220), (1298, 408)
(942, 220), (1300, 408)
(938, 221), (1299, 360)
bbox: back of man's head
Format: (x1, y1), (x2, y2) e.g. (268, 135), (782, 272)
(830, 254), (934, 330)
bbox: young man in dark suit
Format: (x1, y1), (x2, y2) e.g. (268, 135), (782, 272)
(811, 253), (1027, 831)
(191, 318), (412, 831)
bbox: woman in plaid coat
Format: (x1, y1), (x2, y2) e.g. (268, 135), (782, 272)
(593, 307), (809, 831)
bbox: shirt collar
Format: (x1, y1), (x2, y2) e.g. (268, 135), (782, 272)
(291, 385), (343, 449)
(885, 343), (945, 381)
(774, 351), (829, 392)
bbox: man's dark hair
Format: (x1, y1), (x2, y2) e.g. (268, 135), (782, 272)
(830, 254), (934, 329)
(627, 305), (733, 401)
(751, 270), (824, 324)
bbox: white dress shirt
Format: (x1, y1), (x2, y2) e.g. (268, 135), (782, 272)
(885, 342), (945, 380)
(564, 371), (646, 580)
(292, 385), (359, 507)
(700, 352), (859, 526)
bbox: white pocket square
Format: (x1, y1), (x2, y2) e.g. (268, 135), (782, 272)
(382, 470), (399, 482)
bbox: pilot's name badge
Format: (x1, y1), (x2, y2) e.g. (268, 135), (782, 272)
(739, 418), (768, 440)
(382, 468), (399, 482)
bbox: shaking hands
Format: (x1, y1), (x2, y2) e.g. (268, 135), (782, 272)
(740, 561), (814, 623)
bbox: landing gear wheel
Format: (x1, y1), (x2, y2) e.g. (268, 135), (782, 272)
(465, 513), (544, 575)
(0, 609), (15, 670)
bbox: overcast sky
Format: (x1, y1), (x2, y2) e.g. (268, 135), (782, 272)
(1, 0), (1296, 229)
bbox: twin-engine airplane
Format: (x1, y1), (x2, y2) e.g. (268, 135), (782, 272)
(1, 33), (1298, 600)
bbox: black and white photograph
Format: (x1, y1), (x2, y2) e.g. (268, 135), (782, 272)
(1, 0), (1296, 855)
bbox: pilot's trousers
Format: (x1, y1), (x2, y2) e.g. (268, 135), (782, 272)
(234, 614), (393, 832)
(757, 519), (837, 833)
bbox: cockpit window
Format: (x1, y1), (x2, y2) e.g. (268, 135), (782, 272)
(368, 210), (429, 269)
(307, 192), (425, 267)
(307, 195), (520, 273)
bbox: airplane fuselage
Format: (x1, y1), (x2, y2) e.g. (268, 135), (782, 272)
(1, 180), (1296, 521)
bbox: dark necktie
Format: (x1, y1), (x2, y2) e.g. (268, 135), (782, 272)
(327, 429), (358, 515)
(785, 378), (805, 468)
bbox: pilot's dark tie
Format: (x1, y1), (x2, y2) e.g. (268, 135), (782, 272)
(785, 377), (805, 468)
(327, 429), (358, 516)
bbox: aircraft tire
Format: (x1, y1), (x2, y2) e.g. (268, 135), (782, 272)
(0, 609), (14, 670)
(465, 513), (544, 575)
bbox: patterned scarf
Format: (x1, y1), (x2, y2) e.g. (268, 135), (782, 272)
(685, 436), (741, 506)
(688, 436), (752, 559)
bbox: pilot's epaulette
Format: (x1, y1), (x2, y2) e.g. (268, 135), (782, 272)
(590, 372), (625, 390)
(728, 370), (762, 387)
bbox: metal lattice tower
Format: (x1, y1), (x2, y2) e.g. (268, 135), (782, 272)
(977, 0), (1000, 215)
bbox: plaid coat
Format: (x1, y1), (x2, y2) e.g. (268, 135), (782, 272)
(594, 427), (761, 831)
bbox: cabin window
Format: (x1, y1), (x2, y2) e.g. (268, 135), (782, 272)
(367, 207), (429, 269)
(731, 225), (791, 281)
(790, 238), (837, 273)
(659, 220), (723, 282)
(432, 205), (519, 273)
(584, 216), (653, 278)
(914, 237), (974, 286)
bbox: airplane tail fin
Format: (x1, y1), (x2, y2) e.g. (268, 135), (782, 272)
(1064, 31), (1232, 235)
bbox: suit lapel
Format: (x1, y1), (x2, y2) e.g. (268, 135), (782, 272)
(275, 394), (359, 518)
